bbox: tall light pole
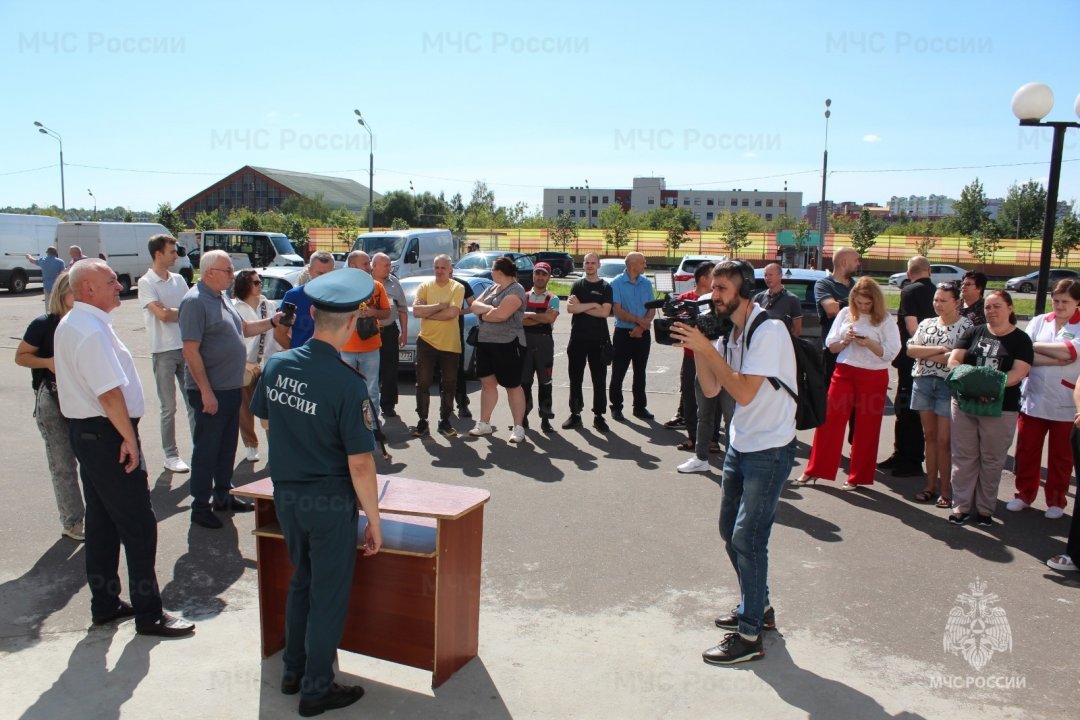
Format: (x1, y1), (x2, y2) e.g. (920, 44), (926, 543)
(87, 189), (97, 220)
(1011, 82), (1080, 315)
(353, 109), (375, 232)
(34, 121), (65, 214)
(818, 99), (831, 269)
(585, 179), (592, 228)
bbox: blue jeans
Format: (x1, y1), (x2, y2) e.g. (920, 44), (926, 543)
(719, 438), (797, 637)
(341, 350), (380, 419)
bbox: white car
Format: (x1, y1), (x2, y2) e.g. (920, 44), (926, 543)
(672, 254), (727, 295)
(257, 266), (306, 307)
(597, 258), (626, 280)
(888, 264), (966, 288)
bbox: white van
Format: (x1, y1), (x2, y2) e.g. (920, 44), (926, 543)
(56, 222), (191, 293)
(351, 229), (457, 279)
(200, 230), (305, 270)
(0, 213), (62, 293)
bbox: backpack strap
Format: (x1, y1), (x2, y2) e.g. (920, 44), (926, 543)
(743, 310), (797, 400)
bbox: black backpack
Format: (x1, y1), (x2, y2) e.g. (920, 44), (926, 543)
(744, 312), (827, 431)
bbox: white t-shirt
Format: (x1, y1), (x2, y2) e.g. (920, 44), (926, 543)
(55, 302), (145, 419)
(825, 307), (902, 371)
(138, 269), (189, 353)
(1020, 312), (1080, 421)
(719, 304), (797, 453)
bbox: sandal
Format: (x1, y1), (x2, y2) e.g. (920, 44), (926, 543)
(913, 489), (937, 503)
(936, 496), (952, 509)
(676, 441), (695, 452)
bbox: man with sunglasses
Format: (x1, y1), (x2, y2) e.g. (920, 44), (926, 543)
(179, 250), (282, 529)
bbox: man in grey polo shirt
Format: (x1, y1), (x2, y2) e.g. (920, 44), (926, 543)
(753, 263), (803, 336)
(138, 234), (195, 473)
(180, 250), (282, 529)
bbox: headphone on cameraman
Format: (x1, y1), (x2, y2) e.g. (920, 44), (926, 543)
(726, 260), (756, 300)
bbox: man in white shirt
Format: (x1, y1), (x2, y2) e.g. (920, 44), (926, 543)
(55, 259), (194, 638)
(671, 260), (797, 666)
(138, 234), (194, 473)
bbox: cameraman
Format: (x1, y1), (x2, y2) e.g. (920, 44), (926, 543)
(671, 261), (797, 665)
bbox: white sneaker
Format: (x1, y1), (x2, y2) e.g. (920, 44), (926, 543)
(164, 456), (190, 473)
(468, 421), (494, 436)
(1005, 498), (1029, 512)
(1047, 554), (1078, 571)
(62, 522), (85, 541)
(677, 457), (710, 473)
(1045, 506), (1065, 520)
(244, 446), (260, 462)
(508, 425), (526, 444)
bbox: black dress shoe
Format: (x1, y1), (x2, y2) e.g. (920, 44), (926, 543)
(877, 455), (902, 469)
(891, 465), (925, 478)
(92, 600), (136, 626)
(632, 409), (655, 420)
(561, 414), (582, 429)
(282, 670), (303, 695)
(191, 508), (223, 529)
(457, 406), (472, 419)
(381, 408), (397, 418)
(136, 612), (195, 638)
(593, 416), (610, 432)
(610, 408), (625, 421)
(540, 418), (555, 433)
(299, 683), (365, 717)
(213, 497), (254, 513)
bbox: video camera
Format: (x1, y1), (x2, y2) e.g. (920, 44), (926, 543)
(650, 295), (729, 346)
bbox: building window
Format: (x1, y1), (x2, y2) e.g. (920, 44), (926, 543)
(706, 211), (714, 221)
(742, 199), (749, 207)
(765, 199), (773, 207)
(591, 195), (598, 204)
(580, 210), (586, 218)
(707, 198), (714, 206)
(694, 198), (701, 206)
(718, 199), (725, 207)
(765, 213), (773, 221)
(683, 198), (690, 206)
(557, 196), (564, 203)
(602, 196), (609, 204)
(754, 200), (762, 207)
(648, 197), (655, 205)
(591, 209), (598, 218)
(570, 195), (576, 204)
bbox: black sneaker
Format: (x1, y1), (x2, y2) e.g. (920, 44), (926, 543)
(878, 455), (902, 469)
(458, 406), (472, 419)
(976, 513), (994, 527)
(702, 632), (764, 665)
(411, 419), (429, 437)
(437, 419), (456, 437)
(381, 408), (397, 418)
(610, 408), (625, 421)
(540, 418), (554, 433)
(947, 512), (970, 525)
(593, 416), (610, 432)
(561, 414), (582, 429)
(632, 408), (655, 420)
(298, 683), (365, 717)
(715, 605), (776, 631)
(663, 416), (686, 429)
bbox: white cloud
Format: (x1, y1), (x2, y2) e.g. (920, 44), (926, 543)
(863, 134), (881, 143)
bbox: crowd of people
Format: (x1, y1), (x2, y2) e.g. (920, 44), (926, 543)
(14, 236), (1080, 682)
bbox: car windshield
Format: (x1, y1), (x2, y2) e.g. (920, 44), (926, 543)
(261, 275), (294, 302)
(456, 254), (495, 271)
(269, 234), (296, 257)
(598, 263), (623, 279)
(359, 235), (407, 259)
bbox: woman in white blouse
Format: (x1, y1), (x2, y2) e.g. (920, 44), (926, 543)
(796, 277), (901, 489)
(232, 269), (279, 462)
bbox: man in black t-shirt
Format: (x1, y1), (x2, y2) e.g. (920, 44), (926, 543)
(814, 247), (859, 389)
(881, 256), (936, 476)
(563, 253), (614, 431)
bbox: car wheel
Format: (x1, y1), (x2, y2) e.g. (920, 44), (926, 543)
(1019, 282), (1034, 293)
(552, 267), (566, 278)
(118, 275), (133, 295)
(900, 279), (910, 288)
(7, 270), (27, 294)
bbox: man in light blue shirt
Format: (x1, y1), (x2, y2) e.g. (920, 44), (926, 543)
(608, 252), (656, 420)
(26, 247), (66, 302)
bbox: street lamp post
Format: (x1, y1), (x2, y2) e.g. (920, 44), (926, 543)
(585, 179), (591, 228)
(34, 121), (65, 214)
(353, 109), (375, 232)
(87, 189), (96, 220)
(1011, 82), (1080, 316)
(818, 99), (831, 270)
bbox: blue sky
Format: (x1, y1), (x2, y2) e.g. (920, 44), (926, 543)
(2, 0), (1079, 216)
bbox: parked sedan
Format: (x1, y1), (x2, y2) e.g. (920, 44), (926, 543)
(673, 254), (727, 295)
(888, 264), (966, 288)
(1005, 268), (1080, 293)
(529, 251), (574, 277)
(257, 266), (306, 306)
(597, 258), (625, 280)
(399, 275), (495, 377)
(453, 251), (535, 290)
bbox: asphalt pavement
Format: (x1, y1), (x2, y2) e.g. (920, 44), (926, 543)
(0, 286), (1076, 720)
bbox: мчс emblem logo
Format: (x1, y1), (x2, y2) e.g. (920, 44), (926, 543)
(942, 577), (1012, 671)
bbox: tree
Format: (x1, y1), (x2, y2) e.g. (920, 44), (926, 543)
(913, 221), (938, 257)
(598, 204), (632, 253)
(154, 202), (185, 236)
(328, 207), (361, 246)
(952, 178), (990, 236)
(280, 193), (332, 222)
(998, 179), (1047, 239)
(830, 214), (858, 234)
(766, 214), (798, 232)
(193, 210), (222, 231)
(549, 211), (579, 252)
(722, 211), (754, 256)
(390, 218), (410, 230)
(1053, 204), (1080, 263)
(967, 221), (1002, 264)
(663, 217), (688, 255)
(850, 209), (884, 256)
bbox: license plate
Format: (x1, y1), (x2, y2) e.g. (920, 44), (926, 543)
(399, 349), (415, 364)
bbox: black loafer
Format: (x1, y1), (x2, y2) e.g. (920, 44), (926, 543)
(212, 497), (254, 513)
(92, 600), (136, 626)
(282, 670), (303, 695)
(136, 612), (195, 638)
(191, 508), (223, 529)
(632, 409), (655, 420)
(298, 683), (365, 717)
(610, 409), (625, 421)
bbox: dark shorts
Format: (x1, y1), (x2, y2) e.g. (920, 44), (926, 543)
(477, 340), (524, 388)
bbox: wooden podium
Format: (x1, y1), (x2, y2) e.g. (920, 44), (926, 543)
(232, 475), (490, 688)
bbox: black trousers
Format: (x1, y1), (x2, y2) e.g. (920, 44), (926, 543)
(415, 338), (458, 422)
(1068, 429), (1080, 559)
(892, 358), (925, 465)
(188, 387), (242, 510)
(567, 336), (608, 416)
(378, 324), (400, 412)
(609, 328), (651, 413)
(69, 416), (163, 626)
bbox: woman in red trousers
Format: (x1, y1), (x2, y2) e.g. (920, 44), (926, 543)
(797, 277), (900, 490)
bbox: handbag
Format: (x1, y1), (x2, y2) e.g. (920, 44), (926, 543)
(244, 299), (269, 386)
(357, 316), (380, 340)
(465, 325), (479, 347)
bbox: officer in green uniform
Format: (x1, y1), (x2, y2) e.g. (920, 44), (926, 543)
(251, 268), (384, 717)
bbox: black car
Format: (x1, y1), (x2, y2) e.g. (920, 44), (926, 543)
(529, 251), (574, 277)
(454, 251), (535, 291)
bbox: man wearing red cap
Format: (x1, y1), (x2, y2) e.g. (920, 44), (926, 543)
(521, 262), (560, 432)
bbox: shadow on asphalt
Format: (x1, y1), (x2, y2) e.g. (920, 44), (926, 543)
(0, 539), (84, 648)
(159, 514), (254, 621)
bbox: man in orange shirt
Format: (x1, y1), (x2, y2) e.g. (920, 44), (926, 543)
(341, 251), (391, 424)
